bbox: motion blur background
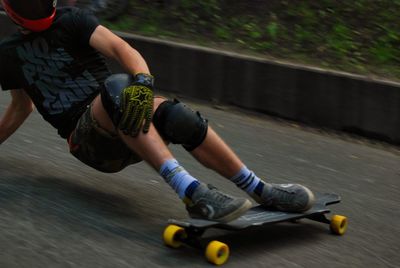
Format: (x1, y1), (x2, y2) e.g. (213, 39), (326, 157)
(0, 0), (398, 80)
(55, 0), (400, 145)
(68, 0), (400, 81)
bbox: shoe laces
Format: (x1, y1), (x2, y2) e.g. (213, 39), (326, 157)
(206, 184), (233, 204)
(269, 186), (295, 203)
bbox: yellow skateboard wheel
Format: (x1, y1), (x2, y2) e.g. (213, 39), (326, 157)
(163, 224), (187, 248)
(330, 215), (348, 235)
(205, 240), (230, 265)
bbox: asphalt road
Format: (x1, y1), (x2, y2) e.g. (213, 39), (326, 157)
(0, 92), (399, 268)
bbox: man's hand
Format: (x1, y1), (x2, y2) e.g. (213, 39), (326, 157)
(118, 73), (154, 137)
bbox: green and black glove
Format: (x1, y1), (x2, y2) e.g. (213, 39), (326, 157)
(118, 73), (154, 137)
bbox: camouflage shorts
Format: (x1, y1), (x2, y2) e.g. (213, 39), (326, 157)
(68, 105), (142, 173)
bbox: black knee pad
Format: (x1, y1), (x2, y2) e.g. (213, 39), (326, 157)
(153, 99), (208, 151)
(100, 73), (134, 127)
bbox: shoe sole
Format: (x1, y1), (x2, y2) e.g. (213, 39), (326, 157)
(214, 199), (252, 223)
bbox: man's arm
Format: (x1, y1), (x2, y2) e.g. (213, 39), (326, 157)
(88, 25), (155, 136)
(89, 25), (150, 75)
(0, 89), (34, 144)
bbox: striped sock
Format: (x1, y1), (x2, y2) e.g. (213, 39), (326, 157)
(230, 166), (264, 197)
(159, 159), (200, 199)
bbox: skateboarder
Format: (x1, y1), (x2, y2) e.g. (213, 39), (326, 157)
(0, 0), (315, 222)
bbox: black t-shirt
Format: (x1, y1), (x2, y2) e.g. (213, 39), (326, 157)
(0, 7), (111, 138)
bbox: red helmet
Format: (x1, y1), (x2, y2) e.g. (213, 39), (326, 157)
(1, 0), (57, 32)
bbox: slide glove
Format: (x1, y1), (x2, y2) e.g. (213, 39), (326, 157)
(118, 73), (154, 137)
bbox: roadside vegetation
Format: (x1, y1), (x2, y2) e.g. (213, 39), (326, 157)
(104, 0), (400, 81)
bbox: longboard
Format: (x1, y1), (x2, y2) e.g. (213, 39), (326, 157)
(163, 192), (348, 265)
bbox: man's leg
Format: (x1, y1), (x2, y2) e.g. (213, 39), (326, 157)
(190, 124), (315, 212)
(151, 98), (315, 212)
(91, 94), (251, 222)
(92, 96), (172, 168)
(189, 127), (244, 178)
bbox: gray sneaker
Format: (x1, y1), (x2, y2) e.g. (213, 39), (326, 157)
(253, 183), (315, 212)
(186, 184), (252, 222)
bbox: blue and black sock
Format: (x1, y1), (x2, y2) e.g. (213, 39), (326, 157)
(159, 159), (200, 201)
(230, 166), (265, 198)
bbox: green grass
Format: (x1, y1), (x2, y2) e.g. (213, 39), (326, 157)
(103, 0), (400, 81)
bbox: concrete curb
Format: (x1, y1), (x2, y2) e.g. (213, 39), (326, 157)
(1, 13), (399, 144)
(115, 31), (400, 145)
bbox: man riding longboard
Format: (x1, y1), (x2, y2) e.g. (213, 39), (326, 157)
(0, 0), (315, 222)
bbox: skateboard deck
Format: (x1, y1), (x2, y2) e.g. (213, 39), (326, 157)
(163, 192), (348, 265)
(169, 192), (340, 230)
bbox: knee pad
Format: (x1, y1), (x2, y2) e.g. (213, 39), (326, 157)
(153, 99), (208, 151)
(100, 73), (134, 127)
